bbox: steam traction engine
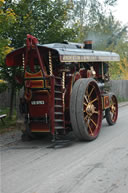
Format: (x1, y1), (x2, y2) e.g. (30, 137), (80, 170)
(6, 35), (120, 141)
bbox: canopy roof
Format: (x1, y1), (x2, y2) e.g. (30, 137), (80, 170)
(6, 43), (120, 67)
(40, 43), (120, 63)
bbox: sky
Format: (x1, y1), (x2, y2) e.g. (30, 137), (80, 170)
(112, 0), (128, 25)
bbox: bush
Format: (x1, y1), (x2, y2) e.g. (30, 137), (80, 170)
(0, 79), (8, 93)
(117, 96), (128, 103)
(0, 107), (17, 132)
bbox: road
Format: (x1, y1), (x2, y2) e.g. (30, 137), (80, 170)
(0, 105), (128, 193)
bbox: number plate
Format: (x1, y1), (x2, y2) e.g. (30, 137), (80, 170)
(31, 101), (45, 105)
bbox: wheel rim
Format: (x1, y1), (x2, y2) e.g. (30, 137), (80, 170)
(109, 95), (118, 123)
(83, 81), (102, 137)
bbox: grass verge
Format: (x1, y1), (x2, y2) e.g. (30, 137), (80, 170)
(0, 108), (17, 134)
(117, 97), (128, 103)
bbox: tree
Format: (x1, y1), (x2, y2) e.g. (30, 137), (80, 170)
(115, 40), (128, 80)
(85, 15), (128, 50)
(0, 0), (17, 117)
(0, 79), (7, 93)
(0, 0), (15, 65)
(3, 0), (76, 48)
(31, 0), (77, 43)
(68, 0), (128, 79)
(119, 58), (128, 80)
(66, 0), (118, 42)
(0, 0), (77, 118)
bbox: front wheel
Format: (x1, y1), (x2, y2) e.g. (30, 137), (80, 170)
(70, 78), (102, 141)
(105, 94), (118, 125)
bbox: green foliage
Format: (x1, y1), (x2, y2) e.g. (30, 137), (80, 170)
(1, 64), (24, 90)
(0, 0), (77, 118)
(109, 31), (128, 80)
(0, 0), (15, 88)
(117, 96), (128, 103)
(82, 16), (126, 50)
(4, 0), (76, 48)
(67, 0), (118, 42)
(0, 0), (15, 65)
(1, 0), (76, 85)
(0, 80), (7, 93)
(31, 0), (76, 43)
(0, 107), (17, 132)
(81, 15), (128, 80)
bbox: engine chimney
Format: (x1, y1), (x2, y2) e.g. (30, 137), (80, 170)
(84, 40), (93, 49)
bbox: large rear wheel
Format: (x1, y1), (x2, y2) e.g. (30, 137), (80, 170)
(70, 78), (102, 141)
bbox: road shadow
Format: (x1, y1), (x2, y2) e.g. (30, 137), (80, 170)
(1, 120), (113, 151)
(1, 131), (77, 150)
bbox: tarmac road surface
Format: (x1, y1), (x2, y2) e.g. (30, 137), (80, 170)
(0, 104), (128, 193)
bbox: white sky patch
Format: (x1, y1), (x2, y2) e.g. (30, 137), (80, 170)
(111, 0), (128, 25)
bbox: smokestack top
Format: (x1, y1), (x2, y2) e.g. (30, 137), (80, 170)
(84, 40), (93, 49)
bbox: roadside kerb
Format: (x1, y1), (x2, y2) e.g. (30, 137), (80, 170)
(118, 101), (128, 108)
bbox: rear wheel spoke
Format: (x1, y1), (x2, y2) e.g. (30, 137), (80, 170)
(88, 87), (95, 99)
(94, 110), (98, 114)
(84, 114), (88, 121)
(83, 102), (87, 107)
(88, 123), (94, 136)
(90, 97), (98, 104)
(84, 95), (89, 103)
(90, 118), (97, 127)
